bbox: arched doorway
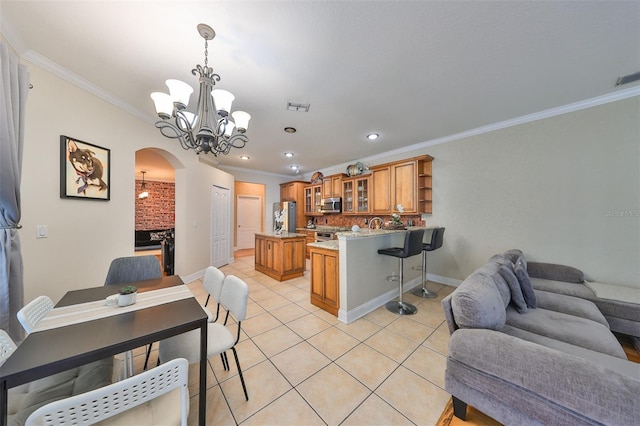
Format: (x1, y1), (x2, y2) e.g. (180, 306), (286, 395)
(135, 148), (179, 275)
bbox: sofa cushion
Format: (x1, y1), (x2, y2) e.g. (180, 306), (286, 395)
(534, 290), (609, 328)
(514, 256), (536, 308)
(527, 261), (584, 283)
(505, 306), (626, 358)
(499, 264), (527, 313)
(451, 273), (506, 330)
(501, 325), (638, 378)
(475, 257), (511, 307)
(8, 358), (113, 426)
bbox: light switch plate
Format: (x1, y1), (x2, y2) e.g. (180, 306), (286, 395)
(36, 225), (47, 238)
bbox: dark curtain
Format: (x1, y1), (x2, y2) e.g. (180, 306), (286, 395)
(0, 43), (30, 342)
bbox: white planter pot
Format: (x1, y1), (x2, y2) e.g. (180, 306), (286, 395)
(118, 292), (137, 307)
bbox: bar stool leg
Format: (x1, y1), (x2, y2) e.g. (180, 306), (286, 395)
(385, 258), (418, 315)
(412, 249), (437, 298)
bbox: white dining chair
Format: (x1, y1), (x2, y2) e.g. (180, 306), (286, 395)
(202, 265), (226, 322)
(17, 296), (54, 334)
(0, 329), (17, 367)
(159, 274), (250, 401)
(25, 357), (189, 426)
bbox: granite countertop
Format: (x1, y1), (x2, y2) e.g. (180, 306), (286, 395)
(337, 226), (431, 238)
(307, 240), (339, 250)
(255, 232), (306, 239)
(296, 226), (350, 232)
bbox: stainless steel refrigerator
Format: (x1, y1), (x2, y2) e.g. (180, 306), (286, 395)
(273, 201), (296, 233)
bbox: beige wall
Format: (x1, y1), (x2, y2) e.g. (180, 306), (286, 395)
(19, 63), (234, 302)
(413, 97), (639, 287)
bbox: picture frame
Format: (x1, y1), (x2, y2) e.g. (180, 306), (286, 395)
(60, 135), (110, 200)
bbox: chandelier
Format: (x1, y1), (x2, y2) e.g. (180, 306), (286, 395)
(150, 24), (251, 156)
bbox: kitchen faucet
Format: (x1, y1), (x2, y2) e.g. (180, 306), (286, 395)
(369, 217), (384, 229)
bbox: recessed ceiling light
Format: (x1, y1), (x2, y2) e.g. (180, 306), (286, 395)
(284, 152), (294, 158)
(284, 127), (297, 133)
(366, 133), (379, 141)
(290, 165), (299, 170)
(240, 155), (250, 160)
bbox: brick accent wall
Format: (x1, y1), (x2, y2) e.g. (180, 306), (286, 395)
(135, 180), (175, 230)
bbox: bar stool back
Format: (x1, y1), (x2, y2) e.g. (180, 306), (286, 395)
(377, 229), (425, 315)
(412, 227), (445, 298)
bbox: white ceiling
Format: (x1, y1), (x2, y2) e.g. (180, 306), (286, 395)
(2, 1), (639, 179)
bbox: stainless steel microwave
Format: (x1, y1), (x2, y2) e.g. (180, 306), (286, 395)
(320, 197), (342, 213)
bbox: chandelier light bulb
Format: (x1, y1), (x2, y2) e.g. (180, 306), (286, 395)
(211, 89), (235, 116)
(231, 111), (251, 132)
(165, 79), (193, 110)
(150, 92), (174, 119)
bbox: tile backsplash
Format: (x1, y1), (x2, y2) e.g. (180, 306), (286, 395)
(309, 214), (424, 228)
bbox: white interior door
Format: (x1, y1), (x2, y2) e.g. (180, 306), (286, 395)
(237, 195), (261, 250)
(211, 185), (230, 267)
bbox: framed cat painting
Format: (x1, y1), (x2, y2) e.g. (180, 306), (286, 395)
(60, 135), (110, 201)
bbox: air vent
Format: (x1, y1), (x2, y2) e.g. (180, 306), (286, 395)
(286, 102), (310, 112)
(615, 71), (640, 86)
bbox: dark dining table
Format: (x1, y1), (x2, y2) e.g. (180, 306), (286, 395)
(0, 275), (208, 426)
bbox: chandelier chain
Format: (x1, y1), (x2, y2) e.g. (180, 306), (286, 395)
(204, 40), (208, 68)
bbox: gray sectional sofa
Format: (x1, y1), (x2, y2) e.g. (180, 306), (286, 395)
(441, 250), (640, 425)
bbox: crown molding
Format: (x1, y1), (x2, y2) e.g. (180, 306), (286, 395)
(20, 49), (156, 125)
(356, 87), (640, 166)
(218, 164), (296, 180)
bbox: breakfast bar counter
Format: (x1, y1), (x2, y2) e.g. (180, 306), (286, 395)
(333, 227), (432, 323)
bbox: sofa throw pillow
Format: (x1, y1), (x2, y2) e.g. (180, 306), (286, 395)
(514, 256), (537, 308)
(451, 273), (506, 330)
(503, 249), (524, 265)
(499, 264), (527, 313)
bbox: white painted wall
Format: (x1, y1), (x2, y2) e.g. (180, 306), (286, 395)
(411, 97), (640, 287)
(19, 63), (234, 302)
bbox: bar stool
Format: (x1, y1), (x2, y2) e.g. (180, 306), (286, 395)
(411, 227), (445, 298)
(378, 229), (426, 315)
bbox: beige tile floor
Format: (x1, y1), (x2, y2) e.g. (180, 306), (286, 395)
(136, 255), (456, 425)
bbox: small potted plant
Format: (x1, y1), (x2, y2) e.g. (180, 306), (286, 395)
(118, 285), (138, 307)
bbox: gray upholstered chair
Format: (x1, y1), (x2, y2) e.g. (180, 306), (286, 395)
(105, 255), (162, 374)
(104, 255), (162, 286)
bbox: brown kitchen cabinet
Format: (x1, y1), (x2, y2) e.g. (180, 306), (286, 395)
(370, 155), (433, 215)
(255, 234), (306, 281)
(322, 174), (343, 199)
(342, 176), (370, 215)
(296, 229), (316, 259)
(280, 180), (307, 228)
(304, 184), (323, 216)
(309, 246), (339, 316)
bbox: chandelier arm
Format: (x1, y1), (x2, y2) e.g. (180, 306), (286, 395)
(155, 121), (197, 151)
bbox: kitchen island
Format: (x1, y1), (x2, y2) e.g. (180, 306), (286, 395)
(255, 232), (306, 281)
(308, 228), (432, 323)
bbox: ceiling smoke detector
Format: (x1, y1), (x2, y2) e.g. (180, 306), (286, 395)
(286, 102), (310, 112)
